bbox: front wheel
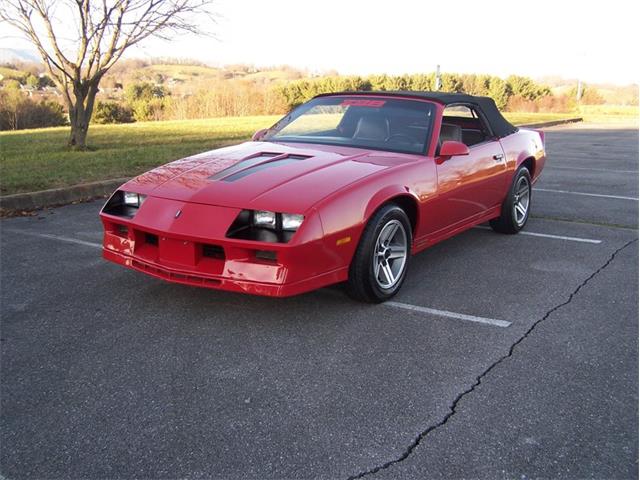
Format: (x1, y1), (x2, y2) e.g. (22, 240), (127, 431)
(490, 166), (532, 234)
(346, 204), (412, 303)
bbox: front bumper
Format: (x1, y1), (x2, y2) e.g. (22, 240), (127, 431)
(100, 196), (348, 297)
(102, 248), (346, 297)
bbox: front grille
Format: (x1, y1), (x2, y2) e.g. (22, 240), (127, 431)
(202, 243), (225, 260)
(131, 260), (221, 286)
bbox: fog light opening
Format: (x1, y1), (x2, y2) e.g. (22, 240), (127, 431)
(255, 250), (277, 263)
(114, 224), (128, 237)
(145, 233), (159, 246)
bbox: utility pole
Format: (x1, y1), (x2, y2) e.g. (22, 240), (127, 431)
(435, 64), (442, 91)
(576, 79), (583, 103)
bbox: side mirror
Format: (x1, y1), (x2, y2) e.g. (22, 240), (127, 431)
(252, 128), (269, 141)
(439, 140), (469, 158)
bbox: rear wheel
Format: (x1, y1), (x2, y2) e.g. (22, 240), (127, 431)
(490, 166), (532, 234)
(346, 204), (412, 303)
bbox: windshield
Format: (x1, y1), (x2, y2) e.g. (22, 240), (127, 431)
(263, 96), (436, 155)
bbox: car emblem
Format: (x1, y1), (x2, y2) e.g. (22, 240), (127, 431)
(175, 209), (182, 218)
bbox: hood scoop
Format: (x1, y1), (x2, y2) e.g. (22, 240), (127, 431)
(209, 152), (311, 182)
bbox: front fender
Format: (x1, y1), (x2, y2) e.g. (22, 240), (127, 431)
(363, 185), (418, 224)
(316, 183), (420, 272)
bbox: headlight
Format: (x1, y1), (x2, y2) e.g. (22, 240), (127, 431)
(282, 213), (304, 231)
(226, 209), (305, 243)
(123, 191), (145, 207)
(102, 190), (146, 218)
(253, 210), (277, 227)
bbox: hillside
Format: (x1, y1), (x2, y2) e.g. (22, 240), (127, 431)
(0, 47), (40, 65)
(2, 58), (637, 106)
(0, 58), (637, 132)
(100, 60), (306, 95)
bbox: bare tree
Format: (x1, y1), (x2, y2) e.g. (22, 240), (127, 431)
(1, 0), (214, 148)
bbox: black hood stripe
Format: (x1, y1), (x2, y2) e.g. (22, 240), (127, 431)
(223, 158), (298, 182)
(209, 153), (311, 183)
(209, 153), (280, 181)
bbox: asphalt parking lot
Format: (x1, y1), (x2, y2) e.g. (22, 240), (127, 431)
(1, 123), (638, 479)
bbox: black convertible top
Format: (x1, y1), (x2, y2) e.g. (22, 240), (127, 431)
(315, 91), (518, 138)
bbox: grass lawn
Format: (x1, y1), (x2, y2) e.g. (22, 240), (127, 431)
(509, 106), (638, 125)
(0, 111), (629, 196)
(0, 116), (279, 196)
(503, 112), (576, 125)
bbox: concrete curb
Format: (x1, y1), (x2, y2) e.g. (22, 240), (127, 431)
(0, 177), (128, 214)
(518, 117), (583, 129)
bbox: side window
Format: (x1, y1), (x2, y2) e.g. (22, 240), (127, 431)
(441, 104), (491, 147)
(443, 105), (475, 118)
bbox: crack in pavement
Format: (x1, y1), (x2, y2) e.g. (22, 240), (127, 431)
(346, 238), (638, 480)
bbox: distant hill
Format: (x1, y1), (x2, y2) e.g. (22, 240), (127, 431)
(1, 56), (636, 113)
(0, 48), (41, 64)
(101, 60), (305, 91)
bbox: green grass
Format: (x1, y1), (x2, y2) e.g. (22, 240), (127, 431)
(502, 112), (578, 125)
(0, 116), (279, 195)
(578, 104), (638, 116)
(577, 105), (639, 124)
(505, 108), (638, 126)
(0, 111), (631, 196)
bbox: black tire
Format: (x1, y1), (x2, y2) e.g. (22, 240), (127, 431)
(346, 204), (412, 303)
(490, 166), (532, 234)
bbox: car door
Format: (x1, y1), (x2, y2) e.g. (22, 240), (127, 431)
(429, 104), (509, 233)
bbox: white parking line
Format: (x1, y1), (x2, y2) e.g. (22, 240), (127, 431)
(534, 188), (639, 201)
(4, 229), (102, 249)
(515, 230), (602, 244)
(8, 227), (513, 329)
(474, 226), (602, 244)
(385, 301), (512, 328)
(546, 166), (639, 174)
(4, 227), (597, 329)
(320, 288), (512, 328)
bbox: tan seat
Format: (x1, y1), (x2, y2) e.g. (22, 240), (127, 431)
(353, 115), (390, 141)
(439, 123), (463, 143)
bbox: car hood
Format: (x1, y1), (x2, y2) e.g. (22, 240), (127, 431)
(125, 141), (415, 213)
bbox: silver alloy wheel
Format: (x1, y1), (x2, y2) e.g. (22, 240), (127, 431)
(513, 175), (531, 226)
(372, 219), (408, 290)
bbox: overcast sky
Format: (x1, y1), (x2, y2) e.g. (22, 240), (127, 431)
(1, 0), (637, 85)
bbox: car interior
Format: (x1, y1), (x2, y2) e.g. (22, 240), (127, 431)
(440, 105), (493, 147)
(336, 104), (492, 153)
(271, 100), (493, 155)
(333, 106), (432, 153)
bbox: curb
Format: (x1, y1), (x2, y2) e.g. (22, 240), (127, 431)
(518, 117), (583, 129)
(0, 177), (128, 214)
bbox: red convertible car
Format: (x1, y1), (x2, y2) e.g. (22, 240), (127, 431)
(100, 92), (546, 302)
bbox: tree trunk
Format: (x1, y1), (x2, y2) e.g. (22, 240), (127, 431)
(68, 116), (89, 148)
(68, 97), (88, 149)
(67, 81), (99, 149)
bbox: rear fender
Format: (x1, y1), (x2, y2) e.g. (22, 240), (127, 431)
(501, 129), (546, 182)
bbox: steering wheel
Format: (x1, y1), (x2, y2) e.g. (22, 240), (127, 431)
(386, 133), (415, 144)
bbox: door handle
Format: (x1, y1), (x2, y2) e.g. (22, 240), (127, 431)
(493, 153), (504, 161)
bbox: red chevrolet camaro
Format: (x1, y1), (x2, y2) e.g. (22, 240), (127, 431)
(100, 91), (546, 302)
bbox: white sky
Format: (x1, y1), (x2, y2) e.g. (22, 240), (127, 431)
(1, 0), (638, 85)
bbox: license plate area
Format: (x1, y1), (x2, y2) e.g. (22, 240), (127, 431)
(159, 236), (197, 266)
